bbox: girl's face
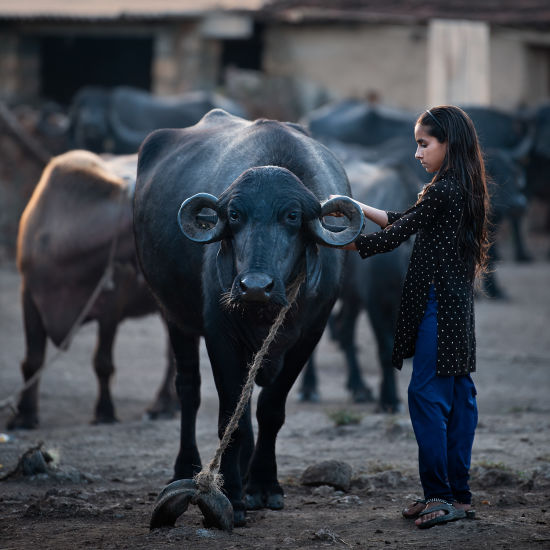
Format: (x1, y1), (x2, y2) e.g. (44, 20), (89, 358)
(414, 124), (447, 173)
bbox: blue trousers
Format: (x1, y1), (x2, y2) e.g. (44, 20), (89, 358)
(408, 285), (478, 504)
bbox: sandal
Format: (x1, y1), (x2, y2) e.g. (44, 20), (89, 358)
(402, 498), (426, 519)
(416, 499), (466, 529)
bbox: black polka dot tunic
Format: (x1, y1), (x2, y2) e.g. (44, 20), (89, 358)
(354, 175), (475, 376)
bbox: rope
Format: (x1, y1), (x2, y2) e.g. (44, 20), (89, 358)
(0, 190), (126, 414)
(194, 271), (306, 494)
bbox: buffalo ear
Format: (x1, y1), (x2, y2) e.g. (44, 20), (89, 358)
(216, 240), (235, 292)
(305, 244), (322, 298)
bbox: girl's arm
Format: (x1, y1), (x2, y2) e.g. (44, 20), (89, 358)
(354, 180), (449, 258)
(328, 179), (449, 255)
(329, 194), (389, 228)
(327, 194), (389, 250)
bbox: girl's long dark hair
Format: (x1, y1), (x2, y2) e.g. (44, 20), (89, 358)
(417, 105), (490, 278)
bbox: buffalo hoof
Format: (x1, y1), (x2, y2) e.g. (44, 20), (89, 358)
(266, 493), (284, 510)
(6, 411), (39, 430)
(144, 397), (179, 420)
(233, 508), (247, 527)
(515, 253), (533, 263)
(485, 287), (509, 301)
(377, 401), (403, 414)
(91, 414), (119, 425)
(351, 386), (374, 404)
(244, 489), (284, 510)
(150, 479), (234, 531)
(298, 388), (320, 403)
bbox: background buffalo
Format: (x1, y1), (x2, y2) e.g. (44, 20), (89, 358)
(8, 150), (177, 430)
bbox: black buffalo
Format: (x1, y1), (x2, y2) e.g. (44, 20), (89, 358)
(8, 150), (177, 430)
(69, 86), (247, 154)
(462, 105), (533, 263)
(133, 109), (363, 527)
(303, 99), (414, 147)
(523, 102), (550, 242)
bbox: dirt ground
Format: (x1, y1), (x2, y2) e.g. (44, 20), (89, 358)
(1, 222), (550, 550)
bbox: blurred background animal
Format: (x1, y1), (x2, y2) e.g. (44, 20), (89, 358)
(8, 150), (178, 430)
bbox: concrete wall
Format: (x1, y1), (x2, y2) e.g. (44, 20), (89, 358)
(262, 23), (428, 111)
(152, 23), (220, 95)
(2, 19), (550, 111)
(491, 28), (550, 108)
(428, 19), (490, 107)
(262, 21), (550, 112)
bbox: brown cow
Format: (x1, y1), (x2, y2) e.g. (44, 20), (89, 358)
(8, 150), (177, 429)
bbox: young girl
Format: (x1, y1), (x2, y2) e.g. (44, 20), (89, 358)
(331, 105), (489, 529)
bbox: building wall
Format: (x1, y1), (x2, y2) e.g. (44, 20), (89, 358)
(428, 19), (490, 107)
(0, 22), (220, 105)
(262, 21), (550, 112)
(2, 19), (550, 110)
(0, 32), (40, 103)
(262, 23), (428, 111)
(264, 25), (432, 109)
(490, 29), (529, 109)
(491, 28), (550, 108)
(152, 22), (221, 95)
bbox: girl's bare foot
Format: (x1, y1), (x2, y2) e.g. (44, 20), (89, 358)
(414, 501), (446, 526)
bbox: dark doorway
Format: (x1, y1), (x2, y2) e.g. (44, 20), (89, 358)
(219, 23), (264, 83)
(40, 35), (153, 105)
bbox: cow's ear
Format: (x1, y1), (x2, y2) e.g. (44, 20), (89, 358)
(216, 239), (235, 291)
(305, 243), (322, 298)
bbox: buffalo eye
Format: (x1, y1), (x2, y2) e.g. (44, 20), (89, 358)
(229, 210), (240, 222)
(287, 211), (299, 222)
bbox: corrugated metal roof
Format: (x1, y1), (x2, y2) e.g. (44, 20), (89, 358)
(0, 0), (264, 21)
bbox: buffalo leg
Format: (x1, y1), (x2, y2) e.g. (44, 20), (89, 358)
(169, 324), (202, 482)
(483, 230), (507, 300)
(366, 305), (400, 413)
(92, 318), (119, 424)
(7, 288), (46, 429)
(510, 216), (532, 263)
(207, 337), (252, 527)
(330, 302), (374, 403)
(297, 355), (319, 402)
(146, 331), (179, 419)
(245, 332), (323, 511)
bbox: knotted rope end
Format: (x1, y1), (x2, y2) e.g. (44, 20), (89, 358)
(194, 469), (224, 494)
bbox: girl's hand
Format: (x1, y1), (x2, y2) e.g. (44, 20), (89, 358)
(326, 194), (352, 217)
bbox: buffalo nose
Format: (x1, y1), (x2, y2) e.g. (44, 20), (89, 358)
(239, 273), (274, 302)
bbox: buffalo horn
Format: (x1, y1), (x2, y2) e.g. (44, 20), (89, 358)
(149, 478), (234, 531)
(194, 488), (234, 531)
(308, 196), (364, 247)
(177, 193), (226, 243)
(149, 478), (196, 529)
